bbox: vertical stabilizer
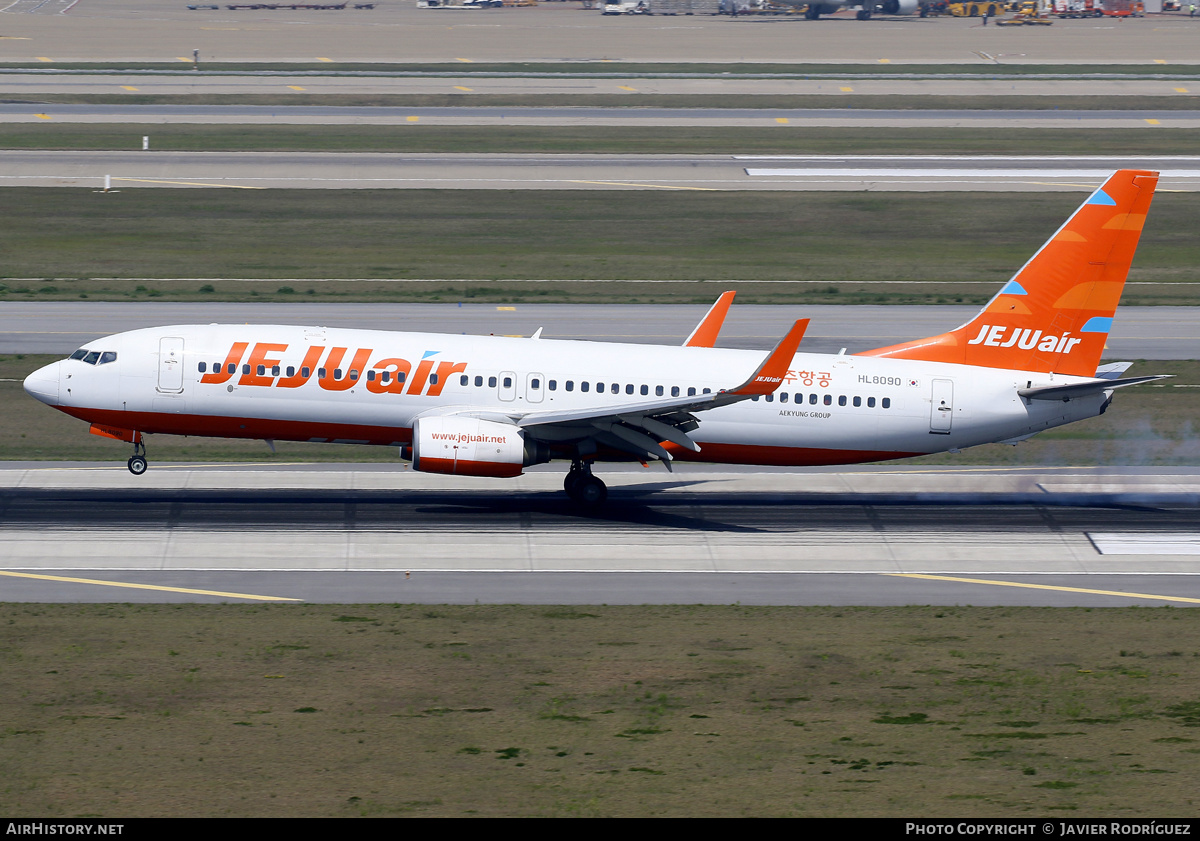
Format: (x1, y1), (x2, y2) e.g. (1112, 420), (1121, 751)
(858, 169), (1158, 377)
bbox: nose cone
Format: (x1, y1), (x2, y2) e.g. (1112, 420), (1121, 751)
(23, 361), (61, 406)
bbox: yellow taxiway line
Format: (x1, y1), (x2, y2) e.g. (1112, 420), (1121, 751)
(890, 573), (1200, 605)
(0, 570), (300, 602)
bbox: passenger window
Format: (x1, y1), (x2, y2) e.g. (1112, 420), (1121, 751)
(531, 378), (540, 390)
(688, 387), (696, 396)
(853, 396), (862, 407)
(272, 365), (280, 377)
(318, 368), (327, 379)
(381, 371), (390, 384)
(549, 380), (557, 391)
(460, 375), (468, 386)
(779, 393), (788, 403)
(257, 365), (266, 376)
(287, 366), (295, 377)
(502, 376), (511, 388)
(489, 376), (498, 388)
(703, 388), (711, 394)
(565, 380), (574, 392)
(581, 381), (590, 393)
(626, 384), (634, 395)
(882, 397), (891, 409)
(671, 386), (680, 397)
(228, 363), (236, 374)
(198, 362), (207, 373)
(428, 373), (436, 385)
(368, 371), (377, 382)
(243, 364), (251, 375)
(752, 395), (760, 402)
(824, 395), (832, 406)
(302, 367), (311, 378)
(475, 376), (483, 387)
(838, 395), (846, 407)
(641, 385), (649, 396)
(765, 393), (774, 403)
(868, 397), (876, 408)
(397, 371), (406, 383)
(809, 394), (818, 405)
(655, 386), (664, 396)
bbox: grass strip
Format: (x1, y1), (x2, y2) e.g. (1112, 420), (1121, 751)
(1, 189), (1197, 306)
(3, 603), (1200, 816)
(4, 124), (1198, 156)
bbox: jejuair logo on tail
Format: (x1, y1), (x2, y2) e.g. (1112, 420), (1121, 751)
(965, 325), (1084, 354)
(199, 342), (467, 396)
(965, 313), (1113, 355)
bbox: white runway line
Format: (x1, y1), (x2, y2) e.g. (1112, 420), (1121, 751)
(1089, 533), (1200, 556)
(745, 168), (1200, 179)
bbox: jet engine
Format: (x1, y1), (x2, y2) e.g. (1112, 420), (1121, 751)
(409, 416), (550, 478)
(880, 0), (919, 12)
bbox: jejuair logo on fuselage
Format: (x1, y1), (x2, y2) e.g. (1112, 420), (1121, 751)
(198, 341), (467, 397)
(965, 325), (1084, 355)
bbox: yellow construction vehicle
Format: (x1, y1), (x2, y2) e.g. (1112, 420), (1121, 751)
(947, 1), (1005, 13)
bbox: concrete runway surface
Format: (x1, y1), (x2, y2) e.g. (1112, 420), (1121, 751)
(5, 150), (1200, 191)
(2, 301), (1196, 357)
(1, 464), (1198, 605)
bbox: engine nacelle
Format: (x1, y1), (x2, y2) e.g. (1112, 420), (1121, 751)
(880, 0), (919, 12)
(410, 416), (549, 478)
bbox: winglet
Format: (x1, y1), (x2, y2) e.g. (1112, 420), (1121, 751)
(683, 291), (736, 348)
(729, 319), (808, 396)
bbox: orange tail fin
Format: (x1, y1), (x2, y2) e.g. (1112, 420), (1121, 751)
(858, 169), (1158, 377)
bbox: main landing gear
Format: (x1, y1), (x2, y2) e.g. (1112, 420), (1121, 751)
(127, 440), (148, 476)
(564, 460), (607, 506)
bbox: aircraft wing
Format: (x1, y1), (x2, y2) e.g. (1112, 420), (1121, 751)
(439, 319), (808, 468)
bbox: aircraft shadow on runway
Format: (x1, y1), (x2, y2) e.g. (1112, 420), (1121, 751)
(2, 488), (1196, 534)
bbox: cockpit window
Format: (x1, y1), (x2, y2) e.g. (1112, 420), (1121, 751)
(68, 349), (116, 365)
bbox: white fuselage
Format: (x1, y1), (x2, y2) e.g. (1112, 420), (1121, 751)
(25, 323), (1109, 467)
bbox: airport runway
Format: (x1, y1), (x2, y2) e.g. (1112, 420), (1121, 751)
(5, 150), (1200, 191)
(1, 464), (1198, 605)
(2, 301), (1197, 357)
(3, 74), (1199, 99)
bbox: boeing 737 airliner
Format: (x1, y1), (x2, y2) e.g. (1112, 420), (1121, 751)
(24, 170), (1166, 504)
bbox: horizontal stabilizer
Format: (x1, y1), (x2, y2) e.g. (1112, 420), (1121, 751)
(1019, 375), (1171, 402)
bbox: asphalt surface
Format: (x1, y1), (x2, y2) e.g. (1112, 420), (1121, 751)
(4, 150), (1200, 191)
(1, 2), (1198, 65)
(2, 464), (1199, 604)
(2, 301), (1196, 357)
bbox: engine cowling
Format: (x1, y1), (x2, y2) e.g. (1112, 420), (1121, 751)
(410, 416), (549, 478)
(881, 0), (919, 12)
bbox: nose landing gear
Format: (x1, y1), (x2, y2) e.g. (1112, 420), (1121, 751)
(564, 460), (607, 506)
(127, 440), (148, 476)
